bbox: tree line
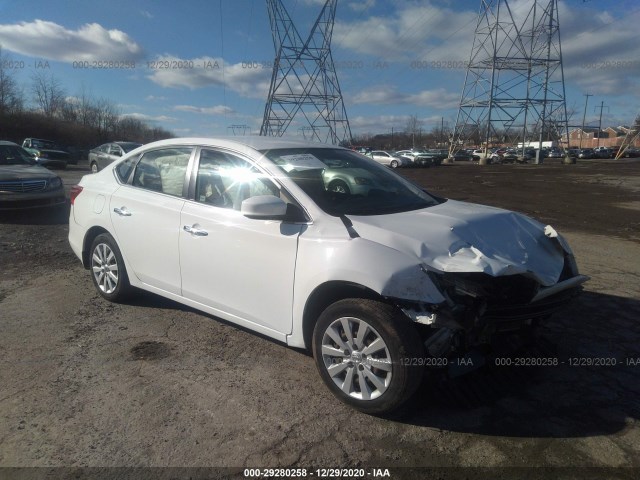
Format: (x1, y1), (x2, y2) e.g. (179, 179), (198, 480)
(0, 48), (173, 158)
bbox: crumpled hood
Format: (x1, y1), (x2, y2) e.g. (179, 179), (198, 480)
(349, 200), (566, 286)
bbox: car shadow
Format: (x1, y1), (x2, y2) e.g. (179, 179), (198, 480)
(0, 203), (69, 225)
(111, 286), (640, 439)
(395, 291), (640, 438)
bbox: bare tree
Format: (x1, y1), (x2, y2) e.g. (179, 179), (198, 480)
(0, 48), (24, 114)
(405, 115), (423, 149)
(31, 71), (66, 117)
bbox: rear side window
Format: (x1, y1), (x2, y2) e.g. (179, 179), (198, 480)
(116, 157), (138, 183)
(132, 147), (193, 197)
(115, 156), (137, 183)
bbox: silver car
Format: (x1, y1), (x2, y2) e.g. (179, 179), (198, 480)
(368, 150), (408, 168)
(89, 142), (143, 173)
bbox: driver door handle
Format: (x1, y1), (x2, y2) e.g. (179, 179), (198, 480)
(183, 225), (208, 237)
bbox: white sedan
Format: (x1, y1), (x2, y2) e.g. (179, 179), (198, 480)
(69, 137), (588, 414)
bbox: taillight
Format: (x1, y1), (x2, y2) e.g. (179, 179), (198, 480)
(70, 185), (83, 205)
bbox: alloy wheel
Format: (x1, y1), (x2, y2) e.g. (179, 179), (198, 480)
(320, 316), (392, 400)
(91, 243), (119, 294)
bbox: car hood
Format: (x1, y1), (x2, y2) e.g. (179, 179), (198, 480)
(0, 164), (56, 180)
(348, 199), (565, 286)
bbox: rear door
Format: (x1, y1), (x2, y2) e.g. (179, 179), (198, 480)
(109, 146), (194, 295)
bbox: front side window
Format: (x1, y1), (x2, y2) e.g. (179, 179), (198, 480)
(132, 147), (192, 197)
(195, 149), (279, 210)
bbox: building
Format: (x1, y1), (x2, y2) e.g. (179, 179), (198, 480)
(564, 126), (639, 148)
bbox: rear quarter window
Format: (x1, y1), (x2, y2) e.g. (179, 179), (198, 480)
(115, 156), (137, 183)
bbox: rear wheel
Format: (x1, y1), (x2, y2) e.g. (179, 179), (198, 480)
(90, 162), (99, 174)
(312, 299), (424, 415)
(390, 160), (399, 168)
(89, 233), (131, 302)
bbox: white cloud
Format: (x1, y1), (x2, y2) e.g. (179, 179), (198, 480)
(333, 3), (477, 62)
(351, 85), (459, 109)
(558, 4), (640, 95)
(0, 20), (143, 62)
(147, 55), (271, 98)
(120, 112), (177, 123)
(173, 104), (235, 115)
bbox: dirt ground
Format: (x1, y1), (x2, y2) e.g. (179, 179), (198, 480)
(1, 159), (639, 479)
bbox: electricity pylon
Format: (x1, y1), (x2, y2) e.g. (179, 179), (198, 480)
(260, 0), (352, 145)
(450, 0), (569, 158)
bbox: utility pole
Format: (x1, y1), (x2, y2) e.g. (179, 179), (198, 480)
(579, 93), (592, 149)
(595, 101), (608, 149)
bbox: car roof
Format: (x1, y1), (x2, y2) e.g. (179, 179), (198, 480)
(0, 141), (20, 146)
(136, 136), (339, 152)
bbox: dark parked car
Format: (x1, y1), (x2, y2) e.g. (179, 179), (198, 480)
(594, 148), (613, 159)
(0, 141), (66, 210)
(546, 149), (564, 158)
(578, 149), (595, 159)
(621, 147), (640, 158)
(450, 150), (473, 161)
(21, 138), (70, 169)
(89, 142), (143, 173)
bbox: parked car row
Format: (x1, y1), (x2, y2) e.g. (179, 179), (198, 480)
(365, 149), (449, 168)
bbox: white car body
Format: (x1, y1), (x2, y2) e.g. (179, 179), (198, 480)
(69, 137), (588, 413)
(472, 148), (490, 159)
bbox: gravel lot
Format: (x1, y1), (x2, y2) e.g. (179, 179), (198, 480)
(1, 159), (639, 479)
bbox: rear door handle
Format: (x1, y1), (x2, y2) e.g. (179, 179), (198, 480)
(113, 206), (132, 217)
(183, 225), (208, 236)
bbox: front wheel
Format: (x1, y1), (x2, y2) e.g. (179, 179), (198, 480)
(312, 299), (424, 415)
(90, 162), (99, 174)
(89, 233), (132, 302)
(390, 160), (399, 168)
(328, 180), (351, 195)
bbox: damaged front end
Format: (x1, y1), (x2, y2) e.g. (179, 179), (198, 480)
(399, 247), (588, 367)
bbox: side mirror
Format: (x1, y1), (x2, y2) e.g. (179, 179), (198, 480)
(241, 195), (287, 219)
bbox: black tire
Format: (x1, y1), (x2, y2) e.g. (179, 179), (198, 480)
(89, 233), (132, 302)
(390, 160), (399, 168)
(328, 180), (351, 195)
(312, 299), (424, 415)
(90, 162), (99, 174)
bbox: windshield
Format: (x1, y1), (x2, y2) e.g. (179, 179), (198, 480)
(261, 148), (441, 216)
(31, 139), (59, 149)
(0, 145), (35, 166)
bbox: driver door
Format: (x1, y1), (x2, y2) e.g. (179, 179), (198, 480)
(179, 148), (303, 336)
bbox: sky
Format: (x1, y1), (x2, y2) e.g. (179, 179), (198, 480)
(0, 0), (639, 141)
